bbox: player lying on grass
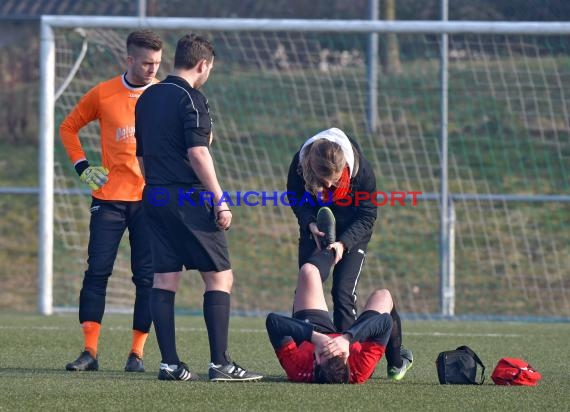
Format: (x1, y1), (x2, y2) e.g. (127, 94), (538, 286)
(265, 248), (412, 383)
(295, 206), (413, 380)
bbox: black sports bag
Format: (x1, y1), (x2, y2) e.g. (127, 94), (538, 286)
(436, 345), (485, 384)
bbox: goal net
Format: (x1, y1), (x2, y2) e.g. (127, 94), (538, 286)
(47, 20), (570, 319)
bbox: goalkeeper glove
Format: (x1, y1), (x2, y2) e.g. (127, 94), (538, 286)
(75, 160), (109, 190)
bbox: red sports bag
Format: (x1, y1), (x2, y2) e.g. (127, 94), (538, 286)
(491, 358), (542, 386)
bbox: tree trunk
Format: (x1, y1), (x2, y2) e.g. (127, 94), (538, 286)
(383, 0), (402, 75)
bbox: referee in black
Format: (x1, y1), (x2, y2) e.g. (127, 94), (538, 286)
(135, 34), (262, 382)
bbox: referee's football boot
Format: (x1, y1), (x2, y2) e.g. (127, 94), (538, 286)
(316, 206), (336, 249)
(209, 362), (263, 382)
(124, 352), (145, 372)
(158, 362), (197, 381)
(65, 350), (99, 371)
(387, 346), (413, 381)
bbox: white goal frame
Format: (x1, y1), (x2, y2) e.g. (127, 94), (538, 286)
(39, 16), (570, 315)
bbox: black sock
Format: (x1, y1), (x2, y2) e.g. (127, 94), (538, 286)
(203, 291), (231, 365)
(385, 307), (403, 368)
(133, 285), (152, 333)
(150, 288), (179, 365)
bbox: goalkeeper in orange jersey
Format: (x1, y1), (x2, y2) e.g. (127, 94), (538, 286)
(59, 30), (162, 373)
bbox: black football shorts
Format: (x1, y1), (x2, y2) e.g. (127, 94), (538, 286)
(142, 185), (231, 273)
(293, 309), (336, 334)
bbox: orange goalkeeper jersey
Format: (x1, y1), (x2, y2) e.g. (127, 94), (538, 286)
(60, 74), (156, 201)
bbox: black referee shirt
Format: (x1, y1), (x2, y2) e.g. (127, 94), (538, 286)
(135, 75), (212, 187)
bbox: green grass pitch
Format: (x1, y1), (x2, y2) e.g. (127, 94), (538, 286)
(0, 313), (568, 411)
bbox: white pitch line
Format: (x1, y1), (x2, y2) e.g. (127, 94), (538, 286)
(405, 331), (521, 337)
(0, 325), (520, 337)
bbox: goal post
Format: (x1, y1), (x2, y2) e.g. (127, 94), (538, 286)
(39, 16), (570, 320)
(39, 21), (55, 315)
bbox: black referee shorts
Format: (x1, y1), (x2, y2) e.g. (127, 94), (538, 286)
(142, 185), (231, 273)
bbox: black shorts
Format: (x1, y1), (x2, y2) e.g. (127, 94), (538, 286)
(142, 185), (231, 273)
(293, 309), (336, 334)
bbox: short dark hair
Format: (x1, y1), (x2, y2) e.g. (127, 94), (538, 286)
(314, 357), (350, 384)
(174, 34), (215, 70)
(126, 30), (163, 54)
